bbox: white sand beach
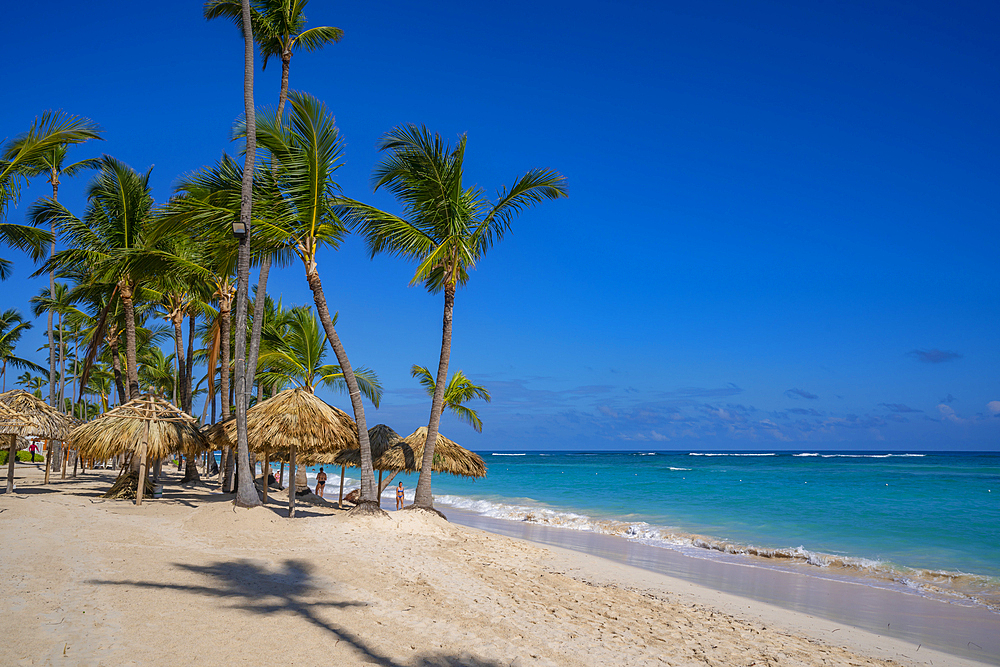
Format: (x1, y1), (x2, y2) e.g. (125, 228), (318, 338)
(0, 464), (989, 667)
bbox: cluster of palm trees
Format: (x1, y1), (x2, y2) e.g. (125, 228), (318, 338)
(0, 0), (566, 512)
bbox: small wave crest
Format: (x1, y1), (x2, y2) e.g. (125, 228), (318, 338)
(689, 453), (777, 457)
(794, 453), (820, 457)
(492, 453), (526, 456)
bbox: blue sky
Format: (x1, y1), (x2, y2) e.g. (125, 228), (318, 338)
(2, 0), (998, 450)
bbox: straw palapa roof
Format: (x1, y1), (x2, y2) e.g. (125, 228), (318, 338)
(324, 423), (402, 468)
(69, 394), (207, 460)
(334, 426), (486, 479)
(0, 390), (71, 440)
(203, 387), (358, 461)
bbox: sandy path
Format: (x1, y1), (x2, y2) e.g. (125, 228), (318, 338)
(0, 465), (984, 666)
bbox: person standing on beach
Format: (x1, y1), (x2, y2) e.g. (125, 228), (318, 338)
(396, 481), (405, 510)
(315, 468), (328, 497)
(28, 442), (39, 462)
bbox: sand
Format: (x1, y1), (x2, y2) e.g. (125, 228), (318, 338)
(0, 464), (989, 667)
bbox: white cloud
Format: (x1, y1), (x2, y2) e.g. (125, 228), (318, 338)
(987, 401), (1000, 416)
(938, 404), (964, 423)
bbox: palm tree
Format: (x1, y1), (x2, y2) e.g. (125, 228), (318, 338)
(30, 281), (75, 410)
(258, 304), (381, 402)
(0, 111), (101, 280)
(337, 125), (567, 510)
(251, 91), (382, 512)
(205, 0), (343, 431)
(410, 365), (491, 433)
(30, 157), (162, 401)
(16, 371), (47, 398)
(0, 309), (45, 391)
(18, 142), (101, 410)
(204, 0), (342, 118)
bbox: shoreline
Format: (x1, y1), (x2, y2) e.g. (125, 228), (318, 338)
(435, 504), (999, 664)
(2, 463), (993, 666)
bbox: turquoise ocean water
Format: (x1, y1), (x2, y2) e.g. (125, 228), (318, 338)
(365, 450), (1000, 610)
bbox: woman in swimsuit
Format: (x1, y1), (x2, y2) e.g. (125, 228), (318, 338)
(315, 468), (328, 497)
(396, 481), (405, 510)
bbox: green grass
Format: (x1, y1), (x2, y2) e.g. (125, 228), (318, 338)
(0, 450), (46, 465)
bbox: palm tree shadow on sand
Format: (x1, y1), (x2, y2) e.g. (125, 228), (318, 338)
(88, 558), (506, 667)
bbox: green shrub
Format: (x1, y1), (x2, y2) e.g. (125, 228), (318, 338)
(0, 450), (46, 465)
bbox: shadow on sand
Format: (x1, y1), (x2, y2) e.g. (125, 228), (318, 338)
(88, 558), (506, 666)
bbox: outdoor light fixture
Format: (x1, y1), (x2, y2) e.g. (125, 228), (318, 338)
(232, 219), (247, 238)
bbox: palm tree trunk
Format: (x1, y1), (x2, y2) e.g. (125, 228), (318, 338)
(119, 281), (140, 400)
(246, 255), (270, 400)
(412, 283), (455, 510)
(303, 265), (381, 514)
(110, 338), (127, 405)
(232, 0), (261, 510)
(287, 442), (297, 518)
(58, 312), (65, 410)
(48, 215), (56, 410)
(185, 313), (196, 413)
(277, 55), (291, 119)
(172, 312), (186, 409)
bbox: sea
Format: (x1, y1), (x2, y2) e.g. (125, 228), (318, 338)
(307, 450), (1000, 614)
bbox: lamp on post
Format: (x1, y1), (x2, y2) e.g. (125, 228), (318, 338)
(232, 218), (247, 238)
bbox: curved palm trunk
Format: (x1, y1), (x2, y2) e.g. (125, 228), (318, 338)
(48, 174), (58, 410)
(412, 283), (456, 510)
(119, 281), (140, 400)
(304, 265), (381, 513)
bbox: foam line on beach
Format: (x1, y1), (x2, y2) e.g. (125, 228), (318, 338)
(435, 492), (999, 612)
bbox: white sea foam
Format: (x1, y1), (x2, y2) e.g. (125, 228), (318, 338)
(668, 467), (692, 471)
(820, 453), (925, 458)
(689, 453), (777, 457)
(492, 453), (526, 456)
(794, 453), (820, 457)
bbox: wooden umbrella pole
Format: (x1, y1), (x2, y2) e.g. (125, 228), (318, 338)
(136, 419), (149, 506)
(377, 469), (383, 502)
(5, 435), (16, 494)
(262, 453), (269, 502)
(288, 443), (297, 518)
(61, 447), (69, 479)
(338, 465), (345, 507)
(43, 440), (51, 485)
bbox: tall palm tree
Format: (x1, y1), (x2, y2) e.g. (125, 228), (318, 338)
(258, 304), (381, 402)
(0, 309), (45, 391)
(337, 125), (567, 510)
(205, 0), (343, 426)
(410, 365), (491, 433)
(250, 91), (382, 511)
(30, 281), (75, 410)
(0, 111), (101, 280)
(19, 143), (101, 410)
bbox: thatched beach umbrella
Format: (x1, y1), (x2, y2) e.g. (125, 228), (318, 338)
(205, 388), (358, 517)
(334, 426), (486, 506)
(0, 401), (31, 494)
(0, 390), (71, 492)
(70, 394), (207, 505)
(320, 423), (402, 505)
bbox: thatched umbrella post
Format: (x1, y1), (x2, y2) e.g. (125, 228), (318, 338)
(339, 465), (345, 506)
(4, 435), (16, 494)
(262, 453), (270, 502)
(288, 443), (297, 517)
(135, 419), (150, 506)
